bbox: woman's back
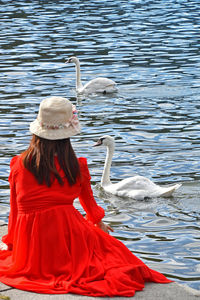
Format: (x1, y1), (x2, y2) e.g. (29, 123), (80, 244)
(9, 155), (84, 214)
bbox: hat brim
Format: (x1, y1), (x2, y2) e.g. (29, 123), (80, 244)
(30, 119), (81, 140)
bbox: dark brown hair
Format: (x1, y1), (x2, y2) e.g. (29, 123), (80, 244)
(22, 135), (80, 187)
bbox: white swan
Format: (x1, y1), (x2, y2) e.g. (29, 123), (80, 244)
(66, 57), (117, 94)
(94, 135), (182, 200)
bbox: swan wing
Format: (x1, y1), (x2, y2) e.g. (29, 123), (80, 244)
(103, 176), (181, 200)
(82, 77), (117, 94)
(110, 176), (159, 192)
(121, 183), (182, 200)
(156, 183), (182, 197)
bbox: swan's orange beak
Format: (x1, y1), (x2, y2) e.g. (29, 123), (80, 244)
(93, 139), (102, 147)
(65, 58), (72, 64)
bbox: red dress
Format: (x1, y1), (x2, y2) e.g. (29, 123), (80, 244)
(0, 155), (171, 297)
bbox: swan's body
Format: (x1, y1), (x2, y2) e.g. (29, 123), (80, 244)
(66, 57), (117, 94)
(94, 135), (181, 200)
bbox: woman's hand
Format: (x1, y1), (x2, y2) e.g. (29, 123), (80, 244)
(96, 220), (114, 234)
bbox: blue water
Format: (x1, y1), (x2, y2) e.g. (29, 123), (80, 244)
(0, 0), (200, 291)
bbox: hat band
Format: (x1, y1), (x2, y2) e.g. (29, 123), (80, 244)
(39, 121), (71, 130)
(38, 105), (79, 131)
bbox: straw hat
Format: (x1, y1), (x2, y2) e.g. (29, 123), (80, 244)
(30, 96), (81, 140)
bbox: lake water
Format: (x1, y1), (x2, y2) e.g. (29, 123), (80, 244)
(0, 0), (200, 291)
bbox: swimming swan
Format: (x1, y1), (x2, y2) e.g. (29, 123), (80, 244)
(66, 57), (117, 94)
(94, 135), (181, 200)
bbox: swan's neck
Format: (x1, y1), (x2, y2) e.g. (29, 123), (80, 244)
(101, 144), (114, 186)
(74, 60), (83, 91)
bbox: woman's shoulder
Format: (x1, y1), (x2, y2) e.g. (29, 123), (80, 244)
(9, 155), (23, 181)
(78, 157), (91, 180)
(10, 155), (24, 171)
(78, 157), (88, 166)
(10, 155), (20, 168)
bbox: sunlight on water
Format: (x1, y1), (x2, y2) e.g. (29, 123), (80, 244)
(0, 0), (200, 291)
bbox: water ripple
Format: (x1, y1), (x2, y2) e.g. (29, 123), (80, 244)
(0, 0), (200, 290)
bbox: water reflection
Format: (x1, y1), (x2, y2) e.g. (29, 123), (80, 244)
(0, 0), (200, 291)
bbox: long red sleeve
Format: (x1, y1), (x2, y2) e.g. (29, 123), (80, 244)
(78, 157), (105, 224)
(2, 157), (19, 250)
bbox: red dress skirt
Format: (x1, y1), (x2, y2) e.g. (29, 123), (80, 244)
(0, 155), (171, 297)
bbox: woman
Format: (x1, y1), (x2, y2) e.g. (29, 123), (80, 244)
(0, 96), (171, 297)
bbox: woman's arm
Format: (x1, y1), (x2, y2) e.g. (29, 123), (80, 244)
(2, 157), (18, 250)
(78, 158), (113, 233)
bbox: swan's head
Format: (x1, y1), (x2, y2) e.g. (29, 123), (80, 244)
(65, 56), (79, 64)
(93, 135), (115, 148)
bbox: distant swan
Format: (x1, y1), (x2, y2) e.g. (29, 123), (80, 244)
(66, 57), (117, 94)
(94, 135), (181, 200)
